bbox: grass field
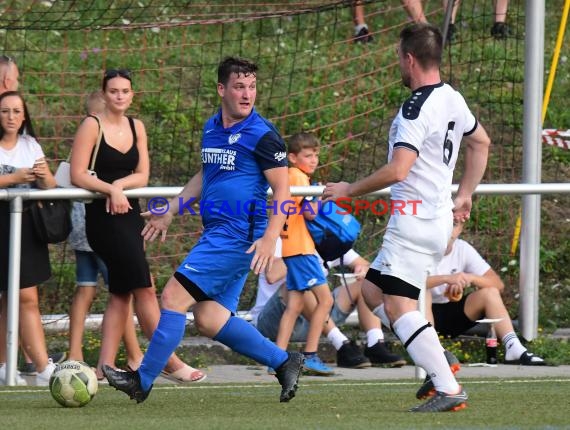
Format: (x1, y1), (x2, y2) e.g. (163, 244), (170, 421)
(1, 377), (569, 430)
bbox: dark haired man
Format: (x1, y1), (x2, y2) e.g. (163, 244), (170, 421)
(324, 23), (491, 412)
(104, 57), (303, 404)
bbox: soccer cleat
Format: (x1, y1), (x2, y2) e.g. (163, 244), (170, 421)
(336, 341), (371, 369)
(409, 388), (468, 412)
(504, 351), (547, 366)
(491, 22), (511, 39)
(303, 354), (335, 376)
(353, 27), (373, 44)
(446, 23), (457, 44)
(416, 350), (461, 400)
(274, 352), (304, 402)
(102, 365), (152, 404)
(364, 341), (407, 368)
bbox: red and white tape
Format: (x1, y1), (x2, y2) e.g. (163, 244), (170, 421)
(542, 129), (570, 150)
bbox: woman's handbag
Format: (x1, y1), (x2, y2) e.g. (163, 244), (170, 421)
(30, 199), (72, 243)
(54, 116), (102, 187)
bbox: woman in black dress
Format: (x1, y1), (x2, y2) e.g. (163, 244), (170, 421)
(70, 70), (204, 382)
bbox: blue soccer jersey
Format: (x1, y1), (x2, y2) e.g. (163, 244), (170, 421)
(198, 108), (287, 240)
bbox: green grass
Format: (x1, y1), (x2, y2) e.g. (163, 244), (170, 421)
(1, 378), (569, 429)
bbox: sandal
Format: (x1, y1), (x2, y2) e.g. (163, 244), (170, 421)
(160, 364), (207, 383)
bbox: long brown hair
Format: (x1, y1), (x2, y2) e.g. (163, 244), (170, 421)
(0, 91), (36, 139)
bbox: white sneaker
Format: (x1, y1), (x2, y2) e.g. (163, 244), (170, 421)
(36, 358), (56, 386)
(0, 363), (28, 386)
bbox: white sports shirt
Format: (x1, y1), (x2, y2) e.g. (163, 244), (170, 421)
(431, 239), (490, 304)
(388, 82), (477, 219)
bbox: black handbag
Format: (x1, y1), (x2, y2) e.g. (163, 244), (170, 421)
(30, 199), (72, 244)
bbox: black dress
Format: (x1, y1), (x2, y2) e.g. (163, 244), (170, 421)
(85, 117), (151, 294)
(0, 200), (51, 291)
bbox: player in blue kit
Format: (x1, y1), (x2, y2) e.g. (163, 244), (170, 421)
(103, 56), (304, 403)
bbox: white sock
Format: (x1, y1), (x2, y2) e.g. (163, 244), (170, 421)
(502, 332), (527, 361)
(366, 328), (384, 347)
(373, 304), (391, 330)
(354, 23), (368, 35)
(327, 327), (349, 350)
(393, 311), (460, 394)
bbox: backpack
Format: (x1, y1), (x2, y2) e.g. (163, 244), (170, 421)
(306, 201), (361, 264)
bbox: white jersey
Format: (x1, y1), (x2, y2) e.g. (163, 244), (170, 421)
(389, 82), (477, 219)
(431, 239), (490, 304)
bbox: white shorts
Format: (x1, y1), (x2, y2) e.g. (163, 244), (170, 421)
(370, 213), (453, 289)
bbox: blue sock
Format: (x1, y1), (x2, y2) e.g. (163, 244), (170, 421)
(138, 309), (186, 391)
(213, 316), (288, 369)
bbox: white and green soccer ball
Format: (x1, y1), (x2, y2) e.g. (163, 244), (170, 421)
(49, 360), (98, 407)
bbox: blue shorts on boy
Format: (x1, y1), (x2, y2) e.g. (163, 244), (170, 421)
(257, 288), (350, 342)
(283, 254), (327, 291)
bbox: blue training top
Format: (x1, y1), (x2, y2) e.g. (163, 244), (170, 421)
(198, 107), (287, 240)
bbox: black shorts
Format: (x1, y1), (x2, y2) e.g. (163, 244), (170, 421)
(432, 294), (480, 338)
(365, 268), (420, 300)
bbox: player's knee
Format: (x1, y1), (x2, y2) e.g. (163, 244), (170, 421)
(476, 286), (501, 301)
(382, 302), (398, 323)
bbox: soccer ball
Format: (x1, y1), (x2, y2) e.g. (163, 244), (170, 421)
(49, 360), (98, 407)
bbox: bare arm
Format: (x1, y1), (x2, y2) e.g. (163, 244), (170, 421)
(467, 268), (504, 292)
(0, 168), (35, 188)
(32, 158), (56, 189)
(265, 257), (287, 284)
(302, 200), (320, 221)
(348, 256), (370, 278)
(247, 166), (289, 274)
(141, 168), (203, 242)
(323, 147), (417, 200)
(453, 124), (490, 222)
(70, 116), (116, 195)
(427, 268), (504, 299)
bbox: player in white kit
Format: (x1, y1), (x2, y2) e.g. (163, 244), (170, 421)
(323, 22), (491, 412)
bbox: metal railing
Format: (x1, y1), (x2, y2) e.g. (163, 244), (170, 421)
(2, 182), (570, 385)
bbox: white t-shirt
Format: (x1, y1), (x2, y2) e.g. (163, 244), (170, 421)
(430, 239), (490, 304)
(388, 82), (477, 219)
(0, 135), (44, 188)
(0, 134), (44, 168)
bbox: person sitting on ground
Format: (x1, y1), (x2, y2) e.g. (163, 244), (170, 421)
(425, 219), (546, 366)
(252, 245), (406, 371)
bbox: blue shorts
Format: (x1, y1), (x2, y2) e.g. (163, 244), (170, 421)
(75, 250), (108, 287)
(283, 254), (327, 291)
(256, 288), (350, 342)
(176, 228), (254, 314)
